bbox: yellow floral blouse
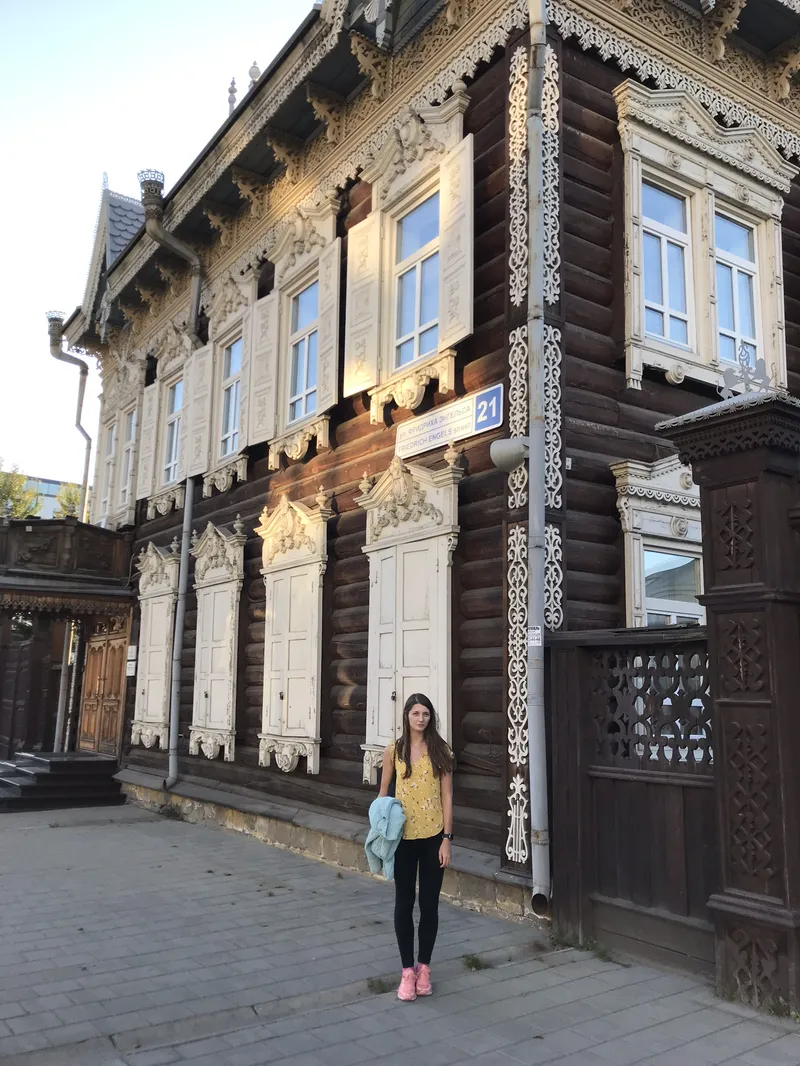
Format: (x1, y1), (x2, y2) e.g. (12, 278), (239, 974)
(391, 742), (450, 840)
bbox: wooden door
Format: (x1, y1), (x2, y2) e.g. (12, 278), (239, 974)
(78, 620), (128, 755)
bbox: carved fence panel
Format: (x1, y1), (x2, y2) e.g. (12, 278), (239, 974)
(550, 627), (719, 972)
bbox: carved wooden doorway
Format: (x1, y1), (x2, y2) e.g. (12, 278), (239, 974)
(78, 617), (129, 756)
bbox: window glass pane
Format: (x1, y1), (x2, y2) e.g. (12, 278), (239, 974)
(306, 390), (317, 416)
(669, 317), (688, 345)
(105, 426), (115, 455)
(741, 342), (756, 367)
(307, 331), (318, 389)
(396, 267), (417, 339)
(292, 282), (319, 333)
(737, 271), (755, 339)
(645, 308), (664, 336)
(644, 550), (698, 603)
(290, 399), (302, 422)
(396, 339), (415, 367)
(125, 409), (136, 442)
(642, 182), (686, 232)
(716, 262), (734, 331)
(168, 380), (183, 414)
(719, 333), (736, 362)
(290, 340), (304, 397)
(676, 615), (699, 625)
(715, 214), (754, 262)
(225, 338), (242, 379)
(647, 612), (672, 627)
(397, 193), (439, 262)
(420, 253), (439, 326)
(222, 385), (234, 436)
(666, 242), (686, 313)
(419, 325), (438, 356)
(643, 233), (662, 304)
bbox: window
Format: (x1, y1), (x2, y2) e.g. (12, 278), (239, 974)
(100, 422), (117, 520)
(644, 550), (704, 627)
(163, 379), (183, 485)
(641, 182), (690, 348)
(220, 338), (242, 458)
(617, 81), (795, 392)
(288, 282), (318, 423)
(715, 213), (758, 367)
(394, 193), (439, 368)
(119, 408), (136, 508)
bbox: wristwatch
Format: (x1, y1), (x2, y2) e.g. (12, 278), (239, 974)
(442, 832), (454, 841)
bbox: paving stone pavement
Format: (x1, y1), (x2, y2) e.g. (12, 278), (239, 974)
(1, 805), (799, 1066)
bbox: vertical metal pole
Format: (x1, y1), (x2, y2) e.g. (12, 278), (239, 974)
(526, 0), (551, 910)
(53, 622), (72, 753)
(165, 476), (195, 789)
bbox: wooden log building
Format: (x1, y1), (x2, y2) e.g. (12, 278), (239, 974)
(58, 0), (800, 888)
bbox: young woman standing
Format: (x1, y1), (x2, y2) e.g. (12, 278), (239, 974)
(378, 693), (454, 1001)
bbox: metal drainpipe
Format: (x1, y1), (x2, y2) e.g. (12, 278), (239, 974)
(47, 312), (92, 753)
(526, 0), (551, 916)
(136, 170), (202, 790)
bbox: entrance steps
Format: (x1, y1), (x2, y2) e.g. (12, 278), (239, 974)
(0, 752), (125, 812)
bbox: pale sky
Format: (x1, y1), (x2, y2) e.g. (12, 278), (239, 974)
(0, 0), (310, 485)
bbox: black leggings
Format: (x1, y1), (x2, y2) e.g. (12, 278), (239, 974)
(393, 833), (444, 969)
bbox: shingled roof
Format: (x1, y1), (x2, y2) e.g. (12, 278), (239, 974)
(106, 191), (144, 266)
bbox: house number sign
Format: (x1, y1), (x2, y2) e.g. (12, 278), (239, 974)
(395, 383), (504, 460)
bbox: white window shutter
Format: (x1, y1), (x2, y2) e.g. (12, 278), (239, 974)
(238, 307), (253, 449)
(344, 211), (382, 397)
(248, 291), (280, 446)
(187, 345), (213, 478)
(136, 382), (159, 500)
(438, 134), (474, 350)
(176, 359), (192, 483)
(316, 236), (341, 413)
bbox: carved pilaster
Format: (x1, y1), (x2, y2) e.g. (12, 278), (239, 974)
(660, 392), (800, 1011)
(350, 31), (389, 101)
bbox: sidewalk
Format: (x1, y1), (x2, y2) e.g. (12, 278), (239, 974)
(0, 806), (798, 1066)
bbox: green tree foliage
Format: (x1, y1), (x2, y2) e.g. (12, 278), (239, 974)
(0, 460), (41, 519)
(54, 482), (82, 518)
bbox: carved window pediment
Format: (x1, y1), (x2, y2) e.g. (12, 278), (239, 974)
(254, 490), (332, 572)
(356, 454), (463, 550)
(267, 198), (338, 288)
(208, 271), (251, 341)
(135, 541), (180, 597)
(190, 517), (247, 587)
(361, 85), (469, 209)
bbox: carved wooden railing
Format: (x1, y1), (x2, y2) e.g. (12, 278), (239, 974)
(0, 518), (131, 582)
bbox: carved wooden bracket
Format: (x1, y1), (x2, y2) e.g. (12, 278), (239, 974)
(155, 261), (184, 295)
(230, 166), (269, 216)
(306, 81), (345, 144)
(201, 200), (235, 247)
(265, 129), (303, 184)
(446, 0), (467, 27)
(706, 0), (748, 63)
(770, 39), (800, 102)
(350, 31), (389, 101)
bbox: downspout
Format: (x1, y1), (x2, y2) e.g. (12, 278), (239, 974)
(47, 311), (92, 753)
(136, 170), (202, 790)
(526, 0), (551, 914)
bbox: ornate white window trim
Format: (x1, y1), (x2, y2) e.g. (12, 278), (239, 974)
(368, 349), (457, 425)
(268, 414), (331, 470)
(188, 519), (247, 762)
(146, 484), (185, 522)
(616, 81), (797, 393)
(543, 44), (561, 307)
(202, 455), (248, 498)
(508, 46), (528, 309)
(131, 541), (180, 751)
(611, 455), (704, 628)
(356, 455), (463, 783)
(255, 490), (333, 775)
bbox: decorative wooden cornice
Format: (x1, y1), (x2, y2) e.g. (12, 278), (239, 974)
(265, 128), (303, 184)
(350, 31), (389, 101)
(306, 81), (345, 144)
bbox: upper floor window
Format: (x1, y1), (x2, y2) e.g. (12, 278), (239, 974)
(220, 338), (242, 458)
(395, 193), (439, 368)
(163, 379), (183, 486)
(715, 213), (758, 367)
(100, 422), (117, 520)
(642, 182), (690, 348)
(288, 281), (319, 424)
(616, 80), (797, 393)
(119, 408), (136, 508)
(644, 549), (703, 627)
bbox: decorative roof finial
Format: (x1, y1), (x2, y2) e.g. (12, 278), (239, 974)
(249, 61), (261, 88)
(233, 514), (244, 536)
(228, 77), (237, 115)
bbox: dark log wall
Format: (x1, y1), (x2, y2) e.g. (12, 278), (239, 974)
(125, 45), (514, 850)
(560, 44), (723, 630)
(781, 179), (800, 395)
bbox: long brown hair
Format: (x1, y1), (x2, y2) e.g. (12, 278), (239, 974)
(395, 693), (454, 780)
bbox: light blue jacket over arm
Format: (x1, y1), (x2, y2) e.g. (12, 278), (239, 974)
(364, 796), (406, 880)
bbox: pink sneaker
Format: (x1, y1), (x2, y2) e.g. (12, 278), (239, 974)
(397, 967), (417, 1001)
(415, 963), (432, 995)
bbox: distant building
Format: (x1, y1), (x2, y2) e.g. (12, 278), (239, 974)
(23, 477), (66, 519)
